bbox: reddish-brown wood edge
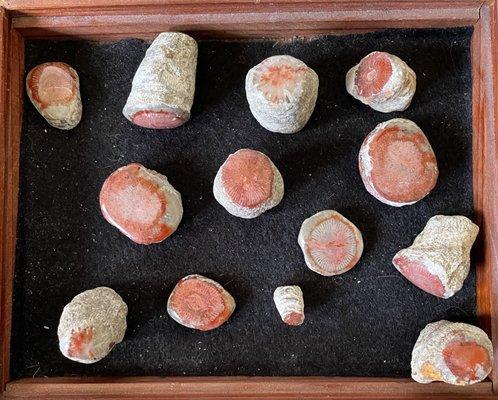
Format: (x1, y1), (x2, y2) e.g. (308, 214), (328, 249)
(0, 4), (23, 396)
(0, 0), (497, 398)
(4, 1), (483, 40)
(473, 0), (498, 392)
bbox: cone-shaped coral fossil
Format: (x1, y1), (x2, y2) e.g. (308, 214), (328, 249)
(393, 215), (479, 298)
(123, 32), (197, 129)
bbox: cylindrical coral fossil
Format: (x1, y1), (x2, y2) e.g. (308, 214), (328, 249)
(298, 210), (363, 276)
(167, 275), (236, 331)
(123, 32), (197, 129)
(245, 55), (319, 133)
(99, 163), (183, 245)
(273, 286), (305, 326)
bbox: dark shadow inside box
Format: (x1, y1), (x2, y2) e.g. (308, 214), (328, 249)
(11, 28), (474, 379)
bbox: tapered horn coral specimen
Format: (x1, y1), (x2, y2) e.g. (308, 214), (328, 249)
(393, 215), (479, 298)
(123, 32), (197, 129)
(273, 286), (305, 326)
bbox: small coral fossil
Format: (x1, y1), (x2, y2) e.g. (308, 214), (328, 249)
(57, 287), (127, 364)
(100, 163), (183, 244)
(213, 149), (284, 219)
(26, 62), (82, 130)
(346, 51), (416, 113)
(123, 32), (197, 129)
(359, 118), (438, 207)
(167, 275), (236, 331)
(393, 215), (479, 298)
(298, 210), (363, 276)
(246, 55), (319, 133)
(412, 320), (493, 385)
(273, 286), (305, 326)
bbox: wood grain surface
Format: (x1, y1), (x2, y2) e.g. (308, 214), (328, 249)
(6, 1), (483, 39)
(0, 7), (23, 393)
(472, 0), (498, 393)
(3, 376), (496, 399)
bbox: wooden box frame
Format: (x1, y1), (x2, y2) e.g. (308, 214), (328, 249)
(0, 1), (496, 398)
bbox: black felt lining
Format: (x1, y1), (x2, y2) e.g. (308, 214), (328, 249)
(11, 28), (474, 378)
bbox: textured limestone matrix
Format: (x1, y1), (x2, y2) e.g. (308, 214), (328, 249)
(213, 149), (284, 219)
(273, 286), (305, 326)
(26, 62), (82, 130)
(346, 51), (416, 113)
(359, 118), (438, 207)
(412, 320), (493, 385)
(58, 287), (127, 364)
(393, 215), (479, 298)
(123, 32), (197, 129)
(245, 55), (319, 133)
(167, 275), (236, 331)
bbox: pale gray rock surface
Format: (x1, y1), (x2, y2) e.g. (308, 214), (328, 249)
(273, 285), (305, 326)
(346, 51), (416, 113)
(123, 32), (197, 128)
(411, 320), (493, 385)
(393, 215), (479, 298)
(58, 287), (127, 364)
(245, 55), (318, 134)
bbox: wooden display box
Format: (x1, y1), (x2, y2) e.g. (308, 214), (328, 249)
(0, 1), (496, 398)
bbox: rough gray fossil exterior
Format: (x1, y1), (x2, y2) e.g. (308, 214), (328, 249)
(411, 320), (493, 385)
(123, 32), (197, 128)
(346, 51), (416, 113)
(273, 285), (305, 326)
(57, 287), (127, 364)
(26, 62), (82, 130)
(213, 149), (284, 219)
(393, 215), (479, 298)
(245, 55), (319, 134)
